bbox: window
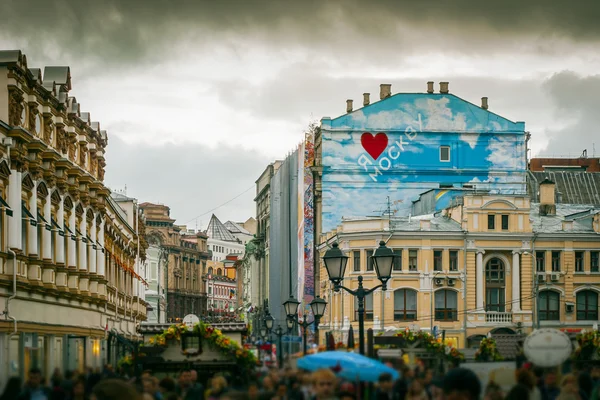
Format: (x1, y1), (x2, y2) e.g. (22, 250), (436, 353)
(394, 289), (417, 321)
(592, 251), (599, 273)
(487, 215), (495, 230)
(353, 251), (361, 272)
(538, 291), (560, 321)
(354, 293), (373, 321)
(207, 267), (213, 275)
(575, 252), (584, 272)
(217, 268), (222, 276)
(576, 291), (598, 321)
(440, 146), (450, 162)
(393, 249), (402, 271)
(435, 290), (457, 321)
(408, 249), (418, 271)
(551, 251), (561, 272)
(433, 250), (443, 271)
(486, 258), (506, 312)
(501, 215), (509, 230)
(151, 262), (158, 280)
(449, 250), (458, 271)
(536, 251), (546, 272)
(366, 249), (374, 271)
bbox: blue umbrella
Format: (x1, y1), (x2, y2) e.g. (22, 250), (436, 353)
(296, 351), (399, 383)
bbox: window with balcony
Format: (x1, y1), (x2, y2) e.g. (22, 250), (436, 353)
(435, 290), (458, 321)
(394, 289), (417, 321)
(576, 290), (598, 321)
(433, 250), (443, 271)
(592, 251), (599, 273)
(539, 290), (560, 321)
(353, 250), (361, 272)
(449, 250), (458, 271)
(536, 251), (546, 272)
(486, 258), (506, 312)
(551, 251), (561, 272)
(408, 249), (418, 271)
(575, 251), (585, 272)
(366, 249), (374, 271)
(354, 293), (373, 321)
(501, 214), (509, 230)
(487, 215), (495, 230)
(393, 249), (402, 271)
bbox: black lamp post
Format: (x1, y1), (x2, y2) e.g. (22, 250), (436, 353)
(274, 325), (284, 367)
(323, 241), (394, 355)
(283, 295), (327, 355)
(286, 317), (295, 332)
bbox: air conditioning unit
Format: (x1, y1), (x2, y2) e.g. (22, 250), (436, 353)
(565, 302), (575, 314)
(434, 277), (445, 286)
(447, 278), (456, 286)
(550, 273), (560, 282)
(536, 272), (546, 283)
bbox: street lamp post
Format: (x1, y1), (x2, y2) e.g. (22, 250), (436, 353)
(283, 295), (327, 355)
(274, 325), (284, 367)
(322, 241), (394, 355)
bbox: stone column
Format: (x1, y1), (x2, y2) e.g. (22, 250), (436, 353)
(78, 209), (88, 272)
(512, 251), (521, 312)
(28, 183), (38, 256)
(67, 206), (77, 268)
(89, 215), (97, 274)
(55, 197), (65, 264)
(476, 250), (485, 311)
(7, 169), (22, 250)
(97, 220), (105, 276)
(42, 192), (52, 260)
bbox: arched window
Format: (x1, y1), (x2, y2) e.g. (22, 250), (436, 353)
(394, 289), (417, 321)
(486, 258), (506, 312)
(435, 290), (458, 321)
(207, 267), (213, 275)
(539, 290), (560, 321)
(576, 290), (598, 321)
(217, 268), (222, 276)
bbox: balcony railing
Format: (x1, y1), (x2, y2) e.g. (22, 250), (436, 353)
(486, 311), (512, 324)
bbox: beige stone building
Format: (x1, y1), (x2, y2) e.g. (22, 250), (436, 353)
(318, 182), (600, 349)
(0, 50), (149, 384)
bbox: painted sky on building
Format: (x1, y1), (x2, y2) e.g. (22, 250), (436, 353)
(320, 94), (527, 232)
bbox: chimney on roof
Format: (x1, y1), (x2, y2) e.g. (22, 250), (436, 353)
(380, 84), (392, 100)
(439, 82), (449, 94)
(363, 93), (370, 106)
(481, 97), (489, 110)
(539, 178), (556, 216)
(562, 220), (573, 231)
(346, 99), (353, 113)
(420, 219), (431, 231)
(427, 81), (434, 94)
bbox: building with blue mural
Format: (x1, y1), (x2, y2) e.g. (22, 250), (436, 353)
(318, 82), (528, 233)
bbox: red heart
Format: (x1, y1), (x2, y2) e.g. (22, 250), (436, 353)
(361, 132), (388, 160)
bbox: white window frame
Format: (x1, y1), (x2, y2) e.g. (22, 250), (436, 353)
(440, 145), (451, 162)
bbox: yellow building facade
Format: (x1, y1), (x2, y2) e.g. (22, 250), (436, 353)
(317, 183), (600, 349)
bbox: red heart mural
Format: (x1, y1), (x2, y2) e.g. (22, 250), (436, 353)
(361, 132), (388, 160)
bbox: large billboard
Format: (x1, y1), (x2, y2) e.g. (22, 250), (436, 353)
(320, 93), (527, 232)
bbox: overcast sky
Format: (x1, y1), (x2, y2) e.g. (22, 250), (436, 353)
(1, 0), (599, 228)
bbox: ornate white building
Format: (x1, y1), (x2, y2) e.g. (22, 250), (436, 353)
(0, 51), (148, 386)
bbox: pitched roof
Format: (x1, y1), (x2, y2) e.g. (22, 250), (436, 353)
(528, 171), (600, 205)
(206, 214), (238, 242)
(224, 220), (251, 235)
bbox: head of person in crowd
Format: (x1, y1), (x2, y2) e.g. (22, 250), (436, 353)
(90, 379), (139, 400)
(261, 375), (274, 391)
(378, 373), (394, 393)
(158, 377), (177, 394)
(1, 376), (22, 400)
(338, 392), (356, 400)
(505, 384), (530, 400)
(545, 370), (559, 388)
(407, 381), (428, 400)
(27, 367), (44, 389)
(311, 368), (337, 400)
(515, 368), (536, 391)
(577, 371), (593, 398)
(246, 381), (260, 400)
(190, 369), (198, 384)
(72, 377), (87, 399)
(142, 377), (156, 395)
(483, 381), (503, 400)
(211, 375), (228, 395)
(178, 369), (192, 389)
(441, 367), (481, 400)
(430, 377), (444, 400)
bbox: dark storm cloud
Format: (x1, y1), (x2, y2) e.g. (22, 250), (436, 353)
(542, 71), (600, 156)
(1, 0), (599, 63)
(104, 135), (268, 226)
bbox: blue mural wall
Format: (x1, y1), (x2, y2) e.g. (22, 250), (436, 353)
(320, 93), (527, 232)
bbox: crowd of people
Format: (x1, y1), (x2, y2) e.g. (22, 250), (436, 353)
(1, 361), (600, 400)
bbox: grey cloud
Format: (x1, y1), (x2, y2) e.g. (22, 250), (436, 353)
(542, 71), (600, 156)
(1, 0), (599, 64)
(104, 135), (268, 227)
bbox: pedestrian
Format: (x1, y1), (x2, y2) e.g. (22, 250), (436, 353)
(440, 367), (481, 400)
(310, 369), (337, 400)
(18, 367), (52, 400)
(90, 379), (139, 400)
(0, 377), (22, 400)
